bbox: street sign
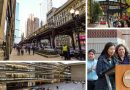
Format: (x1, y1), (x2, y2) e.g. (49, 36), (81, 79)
(99, 1), (129, 8)
(99, 1), (119, 6)
(109, 6), (120, 9)
(99, 1), (129, 13)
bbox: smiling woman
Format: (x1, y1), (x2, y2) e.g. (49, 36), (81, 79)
(115, 44), (130, 64)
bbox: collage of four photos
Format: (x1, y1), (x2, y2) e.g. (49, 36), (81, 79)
(1, 0), (130, 90)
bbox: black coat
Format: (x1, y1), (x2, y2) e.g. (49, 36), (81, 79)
(95, 55), (118, 90)
(117, 55), (130, 64)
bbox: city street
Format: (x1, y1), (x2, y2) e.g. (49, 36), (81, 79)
(10, 49), (61, 61)
(9, 49), (79, 61)
(88, 0), (130, 28)
(88, 22), (114, 28)
(88, 23), (108, 28)
(0, 0), (85, 61)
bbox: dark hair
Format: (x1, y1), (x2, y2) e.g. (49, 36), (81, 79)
(101, 42), (115, 56)
(115, 44), (128, 57)
(88, 49), (96, 54)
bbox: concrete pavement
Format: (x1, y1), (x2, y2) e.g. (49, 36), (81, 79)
(88, 22), (114, 28)
(9, 49), (79, 61)
(88, 23), (108, 28)
(21, 82), (85, 90)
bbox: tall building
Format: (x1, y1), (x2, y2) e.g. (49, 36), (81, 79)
(0, 0), (8, 60)
(34, 17), (39, 32)
(47, 0), (52, 12)
(14, 2), (20, 44)
(0, 0), (16, 60)
(39, 0), (47, 27)
(24, 0), (85, 51)
(26, 14), (39, 37)
(27, 14), (34, 37)
(46, 0), (85, 46)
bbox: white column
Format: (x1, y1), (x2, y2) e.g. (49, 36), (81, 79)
(0, 83), (7, 90)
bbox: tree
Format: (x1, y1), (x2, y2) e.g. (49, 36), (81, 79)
(88, 0), (103, 23)
(87, 0), (93, 23)
(92, 2), (103, 23)
(126, 0), (130, 5)
(126, 0), (130, 16)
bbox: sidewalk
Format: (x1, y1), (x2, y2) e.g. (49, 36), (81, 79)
(10, 49), (62, 61)
(88, 23), (108, 28)
(9, 49), (79, 61)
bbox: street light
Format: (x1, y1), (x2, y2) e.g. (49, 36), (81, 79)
(32, 39), (37, 47)
(32, 33), (37, 46)
(107, 0), (110, 27)
(75, 10), (79, 15)
(70, 8), (83, 60)
(70, 9), (75, 14)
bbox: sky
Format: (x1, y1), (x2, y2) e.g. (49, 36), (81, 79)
(17, 0), (68, 37)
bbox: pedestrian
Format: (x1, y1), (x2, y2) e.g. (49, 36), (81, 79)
(115, 44), (130, 64)
(56, 86), (59, 90)
(13, 45), (15, 50)
(116, 16), (124, 27)
(25, 45), (28, 53)
(82, 81), (85, 89)
(124, 20), (128, 27)
(17, 45), (20, 56)
(126, 17), (130, 27)
(21, 45), (24, 55)
(95, 42), (118, 90)
(67, 45), (71, 60)
(28, 46), (31, 55)
(87, 49), (98, 90)
(117, 20), (124, 27)
(122, 12), (128, 21)
(62, 44), (69, 60)
(60, 45), (64, 58)
(32, 45), (35, 55)
(113, 17), (118, 27)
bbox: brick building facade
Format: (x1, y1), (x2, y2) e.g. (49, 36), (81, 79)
(88, 30), (130, 58)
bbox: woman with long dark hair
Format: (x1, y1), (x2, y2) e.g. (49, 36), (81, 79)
(115, 44), (130, 64)
(95, 42), (118, 90)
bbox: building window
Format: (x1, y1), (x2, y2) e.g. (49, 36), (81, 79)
(65, 17), (66, 22)
(62, 18), (64, 23)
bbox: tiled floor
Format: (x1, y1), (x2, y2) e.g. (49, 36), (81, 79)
(32, 82), (85, 90)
